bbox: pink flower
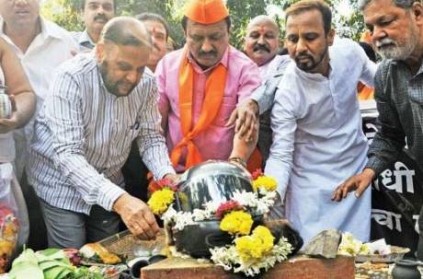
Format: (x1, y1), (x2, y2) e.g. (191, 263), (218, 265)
(148, 178), (177, 194)
(216, 200), (242, 219)
(251, 169), (263, 180)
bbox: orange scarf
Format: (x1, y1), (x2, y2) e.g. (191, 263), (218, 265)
(170, 49), (227, 169)
(357, 83), (374, 100)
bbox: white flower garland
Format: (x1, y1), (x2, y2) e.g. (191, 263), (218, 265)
(210, 238), (293, 277)
(162, 187), (293, 277)
(161, 189), (276, 232)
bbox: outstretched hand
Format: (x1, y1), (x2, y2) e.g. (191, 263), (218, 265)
(113, 193), (160, 240)
(226, 99), (259, 140)
(332, 168), (376, 202)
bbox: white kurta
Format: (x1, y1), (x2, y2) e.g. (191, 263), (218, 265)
(265, 38), (376, 245)
(259, 54), (291, 80)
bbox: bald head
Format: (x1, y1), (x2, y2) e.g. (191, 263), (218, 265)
(100, 16), (152, 48)
(244, 15), (280, 66)
(246, 15), (279, 35)
(96, 16), (153, 97)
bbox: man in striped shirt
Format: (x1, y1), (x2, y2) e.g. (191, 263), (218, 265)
(28, 17), (177, 248)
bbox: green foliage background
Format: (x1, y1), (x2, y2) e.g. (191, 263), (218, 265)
(41, 0), (365, 50)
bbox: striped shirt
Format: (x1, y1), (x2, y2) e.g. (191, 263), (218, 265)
(28, 53), (175, 214)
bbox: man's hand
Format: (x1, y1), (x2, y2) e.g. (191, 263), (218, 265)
(113, 193), (160, 240)
(332, 168), (376, 202)
(229, 118), (259, 167)
(163, 173), (180, 185)
(0, 95), (19, 134)
(226, 99), (259, 140)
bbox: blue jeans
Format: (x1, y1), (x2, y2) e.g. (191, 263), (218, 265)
(40, 199), (120, 248)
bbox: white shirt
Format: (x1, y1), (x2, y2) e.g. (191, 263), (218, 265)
(258, 54), (291, 81)
(0, 66), (14, 162)
(265, 38), (376, 244)
(28, 53), (175, 214)
(0, 17), (78, 178)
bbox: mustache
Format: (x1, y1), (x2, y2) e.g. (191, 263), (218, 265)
(253, 44), (270, 53)
(295, 53), (313, 61)
(375, 38), (395, 48)
(198, 50), (217, 57)
(94, 14), (108, 22)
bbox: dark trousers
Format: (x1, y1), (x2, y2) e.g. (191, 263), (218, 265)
(40, 200), (120, 248)
(417, 205), (423, 260)
(121, 142), (150, 203)
(19, 173), (48, 251)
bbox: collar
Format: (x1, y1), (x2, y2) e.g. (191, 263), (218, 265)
(77, 30), (96, 49)
(391, 58), (423, 78)
(0, 16), (64, 41)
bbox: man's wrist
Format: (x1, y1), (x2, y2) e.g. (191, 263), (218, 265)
(247, 99), (259, 116)
(363, 168), (376, 180)
(163, 173), (180, 185)
(228, 156), (247, 168)
(112, 192), (130, 213)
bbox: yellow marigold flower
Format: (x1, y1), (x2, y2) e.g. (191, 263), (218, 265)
(235, 226), (275, 261)
(219, 210), (253, 235)
(252, 226), (274, 252)
(252, 175), (277, 192)
(147, 188), (175, 215)
(235, 235), (259, 260)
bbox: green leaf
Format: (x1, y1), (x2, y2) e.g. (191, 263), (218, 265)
(9, 266), (44, 279)
(39, 260), (71, 271)
(36, 249), (70, 263)
(38, 248), (62, 257)
(9, 249), (44, 279)
(12, 249), (38, 266)
(44, 265), (73, 279)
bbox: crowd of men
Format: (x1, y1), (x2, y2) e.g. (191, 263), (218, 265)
(1, 0), (422, 260)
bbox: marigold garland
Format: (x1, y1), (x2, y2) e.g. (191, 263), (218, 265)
(235, 226), (275, 260)
(210, 236), (293, 277)
(148, 188), (175, 215)
(215, 200), (242, 219)
(252, 175), (277, 192)
(219, 210), (253, 236)
(148, 178), (177, 194)
(147, 171), (293, 277)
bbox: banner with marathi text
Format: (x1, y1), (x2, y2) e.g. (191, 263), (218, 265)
(361, 104), (421, 256)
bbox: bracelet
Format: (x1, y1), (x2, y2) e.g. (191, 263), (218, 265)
(228, 157), (247, 168)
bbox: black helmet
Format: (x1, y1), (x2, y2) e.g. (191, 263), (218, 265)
(172, 160), (258, 258)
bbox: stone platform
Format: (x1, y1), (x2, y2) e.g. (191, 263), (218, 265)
(141, 255), (355, 279)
